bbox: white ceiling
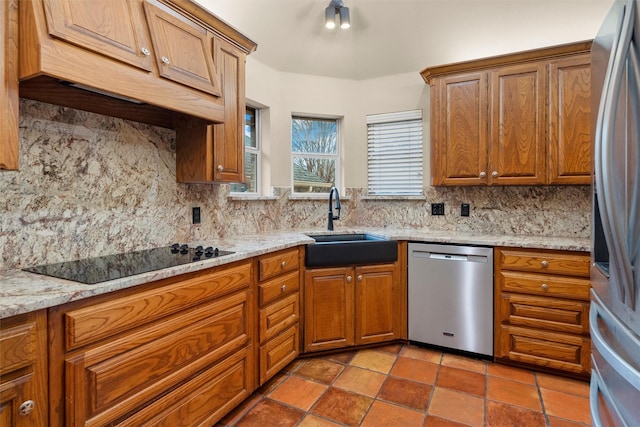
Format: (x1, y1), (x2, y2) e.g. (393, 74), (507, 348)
(197, 0), (614, 80)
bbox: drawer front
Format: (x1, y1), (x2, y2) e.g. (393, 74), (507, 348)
(117, 347), (252, 427)
(65, 262), (252, 350)
(499, 292), (589, 335)
(0, 322), (35, 374)
(500, 271), (591, 300)
(259, 293), (299, 344)
(259, 270), (299, 307)
(498, 248), (590, 277)
(66, 291), (250, 426)
(259, 248), (299, 281)
(259, 325), (299, 385)
(497, 325), (590, 375)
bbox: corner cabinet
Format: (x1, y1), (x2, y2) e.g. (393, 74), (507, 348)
(0, 310), (48, 426)
(494, 247), (591, 378)
(1, 0), (19, 171)
(303, 242), (407, 353)
(47, 261), (256, 426)
(422, 41), (592, 186)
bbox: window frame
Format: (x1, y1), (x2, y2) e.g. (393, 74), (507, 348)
(366, 109), (424, 196)
(230, 105), (260, 195)
(290, 115), (341, 196)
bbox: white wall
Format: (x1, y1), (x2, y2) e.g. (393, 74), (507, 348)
(245, 57), (430, 191)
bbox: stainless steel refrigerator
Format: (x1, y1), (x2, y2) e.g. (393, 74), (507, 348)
(591, 0), (640, 425)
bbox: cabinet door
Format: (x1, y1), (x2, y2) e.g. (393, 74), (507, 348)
(490, 63), (546, 185)
(432, 72), (489, 185)
(212, 38), (246, 182)
(548, 55), (592, 184)
(304, 267), (355, 352)
(0, 311), (48, 427)
(143, 0), (221, 97)
(355, 264), (398, 345)
(0, 0), (18, 171)
(42, 0), (153, 71)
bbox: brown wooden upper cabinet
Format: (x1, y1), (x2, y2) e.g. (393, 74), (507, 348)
(0, 0), (19, 171)
(422, 41), (592, 186)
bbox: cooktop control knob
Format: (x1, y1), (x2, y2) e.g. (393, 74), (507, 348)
(171, 243), (180, 253)
(204, 246), (214, 257)
(180, 244), (189, 254)
(195, 245), (204, 256)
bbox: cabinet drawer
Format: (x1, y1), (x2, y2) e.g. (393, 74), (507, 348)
(498, 293), (589, 335)
(500, 271), (590, 300)
(258, 270), (299, 306)
(497, 325), (590, 375)
(259, 293), (299, 344)
(0, 321), (36, 374)
(65, 262), (252, 350)
(65, 291), (250, 425)
(498, 248), (590, 277)
(259, 248), (299, 281)
(259, 325), (299, 385)
(117, 347), (252, 427)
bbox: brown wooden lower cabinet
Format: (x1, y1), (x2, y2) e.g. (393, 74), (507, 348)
(494, 247), (591, 377)
(303, 246), (407, 353)
(48, 261), (256, 427)
(0, 310), (48, 427)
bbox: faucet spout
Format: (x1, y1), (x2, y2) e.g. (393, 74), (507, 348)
(328, 187), (341, 231)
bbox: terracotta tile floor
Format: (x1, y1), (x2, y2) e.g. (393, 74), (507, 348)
(216, 344), (591, 427)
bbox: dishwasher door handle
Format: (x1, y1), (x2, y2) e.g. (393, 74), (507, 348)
(411, 250), (488, 263)
(429, 253), (468, 261)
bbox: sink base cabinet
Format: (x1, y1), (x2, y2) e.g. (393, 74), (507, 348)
(494, 247), (591, 378)
(47, 261), (256, 427)
(0, 310), (48, 427)
(303, 242), (407, 353)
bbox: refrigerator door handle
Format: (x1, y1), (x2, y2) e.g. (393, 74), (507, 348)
(628, 42), (640, 308)
(597, 0), (636, 308)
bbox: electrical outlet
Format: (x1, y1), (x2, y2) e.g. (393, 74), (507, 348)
(192, 207), (201, 224)
(431, 203), (445, 216)
(461, 203), (470, 217)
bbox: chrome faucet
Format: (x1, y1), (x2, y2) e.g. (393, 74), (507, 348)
(328, 187), (341, 231)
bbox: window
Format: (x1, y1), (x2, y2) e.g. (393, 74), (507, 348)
(230, 106), (260, 193)
(367, 110), (423, 195)
(291, 116), (339, 194)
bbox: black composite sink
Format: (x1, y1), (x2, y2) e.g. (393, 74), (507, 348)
(305, 233), (398, 267)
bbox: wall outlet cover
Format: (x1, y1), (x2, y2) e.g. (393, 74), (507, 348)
(192, 207), (201, 224)
(461, 203), (470, 217)
(431, 203), (445, 216)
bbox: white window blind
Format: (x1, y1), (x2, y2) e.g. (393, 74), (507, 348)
(367, 110), (423, 195)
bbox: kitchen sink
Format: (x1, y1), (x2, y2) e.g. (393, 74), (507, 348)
(305, 233), (398, 267)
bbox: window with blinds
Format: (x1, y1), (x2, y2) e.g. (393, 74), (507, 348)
(367, 110), (423, 195)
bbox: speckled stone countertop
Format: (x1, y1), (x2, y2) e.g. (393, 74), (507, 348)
(0, 229), (590, 319)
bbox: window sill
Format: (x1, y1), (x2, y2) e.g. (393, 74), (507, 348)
(228, 194), (279, 201)
(361, 194), (426, 201)
(288, 194), (351, 201)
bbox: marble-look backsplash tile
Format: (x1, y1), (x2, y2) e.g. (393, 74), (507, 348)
(0, 100), (590, 271)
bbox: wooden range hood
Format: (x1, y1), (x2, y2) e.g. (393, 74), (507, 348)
(17, 0), (257, 129)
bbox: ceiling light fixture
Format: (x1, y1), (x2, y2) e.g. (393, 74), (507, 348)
(325, 0), (350, 30)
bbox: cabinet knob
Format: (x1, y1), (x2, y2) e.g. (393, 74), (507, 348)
(19, 400), (35, 416)
(357, 275), (363, 282)
(541, 260), (549, 268)
(491, 171), (498, 178)
(281, 261), (286, 268)
(479, 171), (487, 178)
(217, 164), (224, 172)
(541, 283), (549, 291)
(281, 284), (286, 292)
(161, 56), (170, 64)
(346, 275), (352, 283)
(141, 47), (151, 56)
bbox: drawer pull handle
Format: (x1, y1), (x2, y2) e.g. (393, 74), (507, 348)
(492, 171), (498, 178)
(141, 47), (151, 56)
(281, 284), (286, 292)
(281, 261), (286, 268)
(541, 260), (549, 268)
(161, 56), (170, 64)
(19, 400), (35, 416)
(346, 275), (352, 283)
(217, 164), (224, 172)
(479, 171), (487, 178)
(541, 283), (549, 291)
(357, 275), (363, 282)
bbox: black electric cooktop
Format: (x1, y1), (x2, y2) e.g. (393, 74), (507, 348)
(23, 244), (233, 285)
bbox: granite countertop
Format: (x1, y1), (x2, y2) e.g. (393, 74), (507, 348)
(0, 229), (590, 319)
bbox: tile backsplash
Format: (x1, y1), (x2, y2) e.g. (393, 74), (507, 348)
(0, 100), (590, 271)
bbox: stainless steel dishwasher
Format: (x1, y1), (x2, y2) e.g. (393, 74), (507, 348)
(408, 242), (493, 357)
